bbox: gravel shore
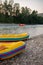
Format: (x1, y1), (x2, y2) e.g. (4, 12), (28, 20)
(0, 34), (43, 65)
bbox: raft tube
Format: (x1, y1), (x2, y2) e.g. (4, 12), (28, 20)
(0, 33), (29, 41)
(0, 41), (26, 60)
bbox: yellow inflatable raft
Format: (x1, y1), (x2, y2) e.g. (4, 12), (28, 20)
(0, 33), (29, 41)
(0, 41), (26, 60)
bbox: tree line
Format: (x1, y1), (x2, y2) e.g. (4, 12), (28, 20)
(0, 0), (43, 24)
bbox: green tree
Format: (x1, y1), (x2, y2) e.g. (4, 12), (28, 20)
(32, 10), (38, 16)
(21, 7), (25, 15)
(21, 7), (31, 15)
(25, 7), (30, 16)
(14, 3), (20, 16)
(3, 0), (8, 14)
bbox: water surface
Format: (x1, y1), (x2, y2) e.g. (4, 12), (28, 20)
(0, 24), (43, 38)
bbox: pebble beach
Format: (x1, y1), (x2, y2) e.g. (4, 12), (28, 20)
(0, 34), (43, 65)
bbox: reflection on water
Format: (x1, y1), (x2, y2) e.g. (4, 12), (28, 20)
(0, 24), (43, 38)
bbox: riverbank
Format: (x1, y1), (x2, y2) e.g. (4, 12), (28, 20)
(0, 34), (43, 65)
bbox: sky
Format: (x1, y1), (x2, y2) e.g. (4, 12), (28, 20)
(2, 0), (43, 13)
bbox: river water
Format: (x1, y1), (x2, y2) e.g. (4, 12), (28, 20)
(0, 24), (43, 38)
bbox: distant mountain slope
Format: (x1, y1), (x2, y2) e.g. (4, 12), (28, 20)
(38, 13), (43, 17)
